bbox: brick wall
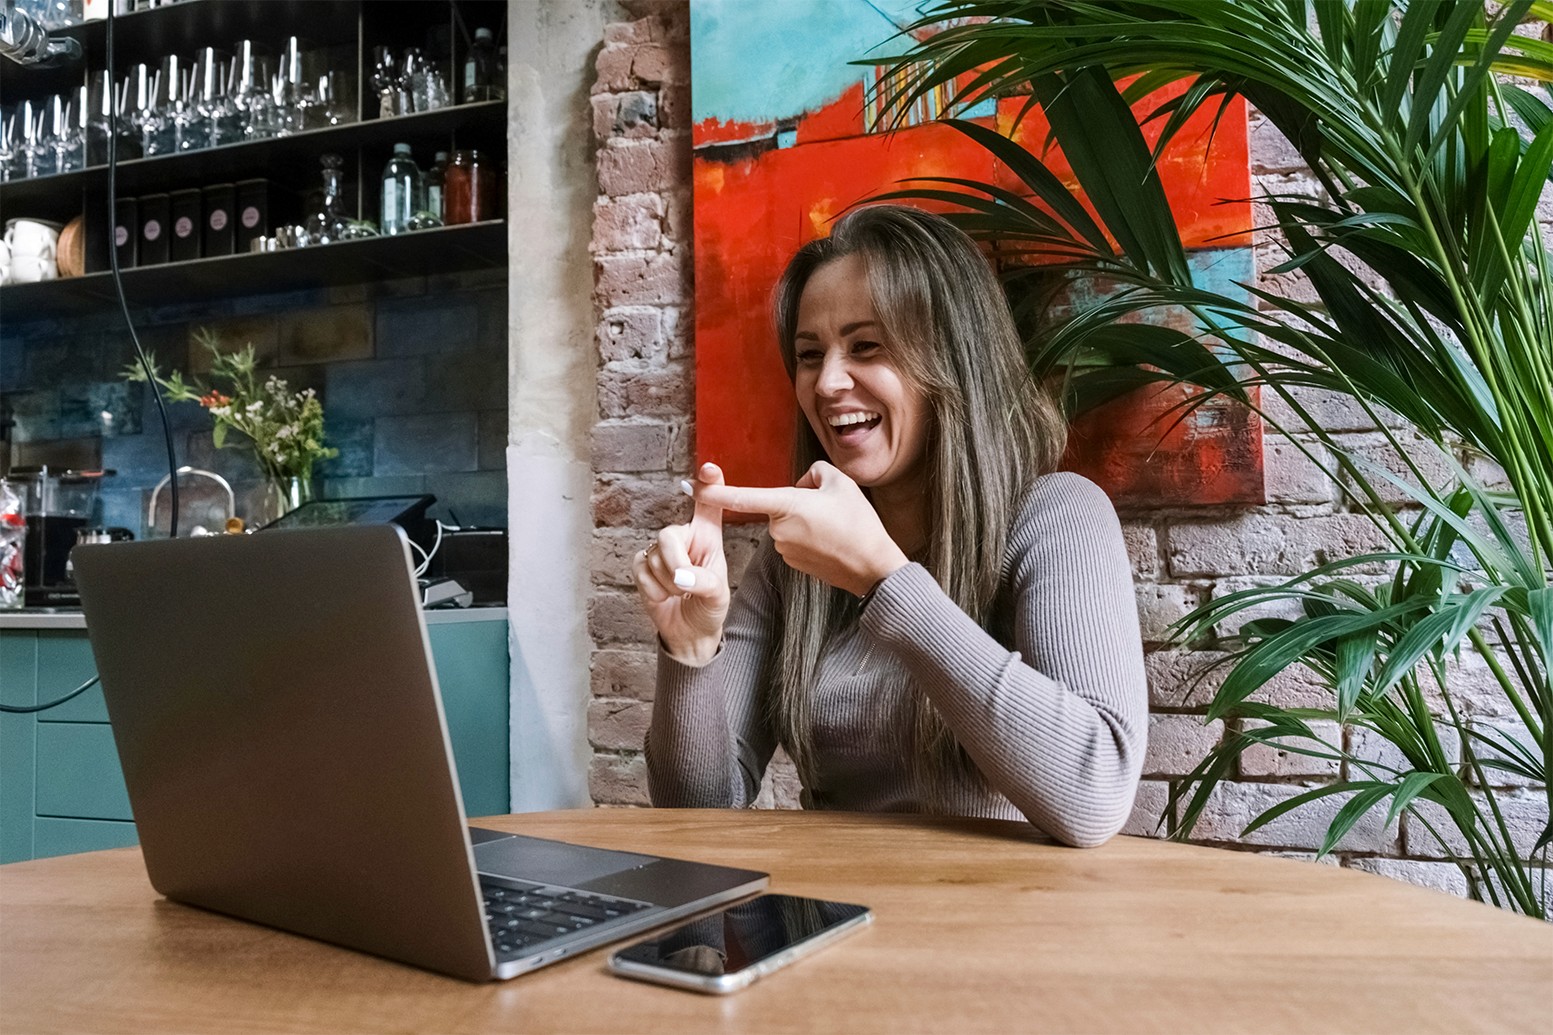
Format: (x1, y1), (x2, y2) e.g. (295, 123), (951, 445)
(585, 3), (1544, 895)
(2, 268), (508, 532)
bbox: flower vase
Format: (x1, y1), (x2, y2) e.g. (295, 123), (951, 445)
(259, 475), (314, 527)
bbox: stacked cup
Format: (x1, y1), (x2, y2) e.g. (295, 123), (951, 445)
(2, 218), (62, 284)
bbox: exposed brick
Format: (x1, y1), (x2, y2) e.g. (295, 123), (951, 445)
(1135, 582), (1200, 644)
(1186, 781), (1402, 854)
(1206, 575), (1314, 639)
(752, 751), (803, 810)
(589, 751), (650, 806)
(667, 421), (692, 471)
(1145, 649), (1228, 709)
(1168, 512), (1390, 578)
(723, 524), (767, 590)
(595, 250), (688, 307)
(593, 194), (665, 252)
(598, 363), (692, 418)
(1418, 652), (1519, 719)
(1345, 857), (1470, 898)
(598, 306), (665, 363)
(592, 44), (637, 94)
(1403, 790), (1548, 859)
(588, 589), (658, 646)
(663, 190), (692, 248)
(1262, 434), (1335, 504)
(1144, 715), (1223, 778)
(631, 43), (682, 85)
(591, 648), (657, 702)
(277, 304), (372, 365)
(603, 16), (664, 45)
(1463, 719), (1542, 788)
(598, 138), (690, 196)
(659, 83), (690, 133)
(1347, 723), (1461, 781)
(1248, 109), (1307, 176)
(592, 528), (651, 587)
(1260, 384), (1396, 436)
(592, 475), (689, 528)
(1333, 430), (1457, 507)
(1121, 779), (1172, 837)
(1121, 523), (1158, 578)
(1238, 718), (1342, 778)
(592, 420), (671, 472)
(588, 698), (653, 751)
(662, 305), (690, 359)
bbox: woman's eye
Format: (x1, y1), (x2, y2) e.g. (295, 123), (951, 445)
(796, 349), (824, 365)
(852, 340), (881, 355)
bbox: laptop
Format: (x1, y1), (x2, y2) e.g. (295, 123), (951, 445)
(72, 525), (767, 982)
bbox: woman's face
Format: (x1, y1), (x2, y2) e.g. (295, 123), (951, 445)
(793, 254), (931, 497)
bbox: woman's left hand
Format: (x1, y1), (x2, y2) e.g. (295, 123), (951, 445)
(692, 461), (909, 596)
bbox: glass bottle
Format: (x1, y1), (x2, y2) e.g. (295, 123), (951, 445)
(306, 153), (352, 244)
(444, 149), (472, 224)
(425, 151), (448, 223)
(380, 143), (421, 235)
(462, 28), (499, 103)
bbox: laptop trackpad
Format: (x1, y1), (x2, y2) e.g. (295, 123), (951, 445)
(472, 832), (657, 886)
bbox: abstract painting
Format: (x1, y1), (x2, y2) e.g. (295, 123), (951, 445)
(690, 0), (1263, 508)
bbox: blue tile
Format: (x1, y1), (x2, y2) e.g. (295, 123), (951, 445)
(321, 474), (428, 500)
(57, 381), (143, 440)
(375, 413), (478, 475)
(7, 389), (60, 443)
(425, 350), (506, 412)
(326, 358), (430, 420)
(101, 428), (177, 483)
(376, 297), (482, 356)
(316, 417), (374, 478)
(422, 471), (507, 527)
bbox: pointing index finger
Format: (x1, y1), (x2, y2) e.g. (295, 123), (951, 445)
(695, 481), (803, 518)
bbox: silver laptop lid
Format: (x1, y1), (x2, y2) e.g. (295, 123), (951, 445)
(73, 525), (494, 982)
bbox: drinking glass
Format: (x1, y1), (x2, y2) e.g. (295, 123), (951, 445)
(124, 63), (166, 157)
(18, 99), (50, 178)
(316, 70), (354, 127)
(157, 54), (201, 153)
(85, 70), (114, 166)
(50, 90), (85, 172)
(191, 46), (236, 147)
(369, 46), (397, 118)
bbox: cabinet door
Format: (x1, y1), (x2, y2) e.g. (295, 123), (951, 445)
(427, 620), (510, 818)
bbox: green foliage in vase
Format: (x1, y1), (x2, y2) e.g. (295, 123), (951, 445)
(122, 328), (339, 486)
(872, 0), (1553, 914)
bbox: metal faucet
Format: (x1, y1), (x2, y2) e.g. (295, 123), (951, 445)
(148, 466), (236, 537)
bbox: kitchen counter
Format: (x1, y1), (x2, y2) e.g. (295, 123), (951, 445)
(0, 607), (509, 630)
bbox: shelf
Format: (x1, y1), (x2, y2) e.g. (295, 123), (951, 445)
(0, 219), (505, 320)
(0, 1), (360, 99)
(0, 101), (507, 217)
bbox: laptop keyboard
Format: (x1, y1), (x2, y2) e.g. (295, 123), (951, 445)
(480, 879), (651, 958)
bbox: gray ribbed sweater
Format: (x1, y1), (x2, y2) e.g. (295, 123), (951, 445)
(644, 471), (1148, 848)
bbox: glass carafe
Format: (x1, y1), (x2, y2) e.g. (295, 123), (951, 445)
(305, 153), (352, 244)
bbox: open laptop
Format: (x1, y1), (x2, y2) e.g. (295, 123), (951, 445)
(72, 525), (767, 982)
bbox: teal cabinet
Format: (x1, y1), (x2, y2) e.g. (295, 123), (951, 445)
(0, 612), (510, 862)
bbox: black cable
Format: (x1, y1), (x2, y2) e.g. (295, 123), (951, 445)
(7, 8), (182, 716)
(0, 674), (100, 714)
(107, 3), (179, 539)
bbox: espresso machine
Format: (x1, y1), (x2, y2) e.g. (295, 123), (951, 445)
(9, 466), (125, 607)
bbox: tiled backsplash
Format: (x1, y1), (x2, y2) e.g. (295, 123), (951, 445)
(0, 268), (508, 535)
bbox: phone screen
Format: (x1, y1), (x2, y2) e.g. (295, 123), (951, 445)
(611, 894), (869, 979)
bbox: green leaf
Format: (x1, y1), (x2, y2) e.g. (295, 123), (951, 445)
(1384, 771), (1447, 828)
(1371, 586), (1509, 696)
(1241, 781), (1381, 837)
(212, 422), (227, 450)
(1318, 784), (1395, 859)
(1334, 630), (1378, 719)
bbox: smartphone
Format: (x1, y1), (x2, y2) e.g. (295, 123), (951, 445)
(607, 893), (871, 994)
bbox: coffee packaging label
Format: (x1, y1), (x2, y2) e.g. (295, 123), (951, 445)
(209, 209), (228, 231)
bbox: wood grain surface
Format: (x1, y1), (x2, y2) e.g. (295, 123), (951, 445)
(2, 809), (1548, 1034)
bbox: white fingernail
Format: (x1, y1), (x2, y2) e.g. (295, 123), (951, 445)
(673, 568), (696, 589)
(679, 479), (694, 496)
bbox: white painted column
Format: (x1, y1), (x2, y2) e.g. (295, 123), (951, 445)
(504, 0), (619, 810)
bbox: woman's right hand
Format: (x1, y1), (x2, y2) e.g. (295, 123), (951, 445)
(633, 461), (730, 667)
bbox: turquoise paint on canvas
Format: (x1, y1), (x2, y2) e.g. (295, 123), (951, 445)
(691, 0), (922, 125)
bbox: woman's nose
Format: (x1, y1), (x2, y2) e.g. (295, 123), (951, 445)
(815, 352), (852, 395)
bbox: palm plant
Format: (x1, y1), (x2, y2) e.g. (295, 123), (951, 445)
(871, 0), (1552, 915)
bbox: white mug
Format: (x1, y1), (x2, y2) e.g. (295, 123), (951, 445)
(0, 238), (10, 286)
(9, 253), (58, 284)
(4, 218), (62, 261)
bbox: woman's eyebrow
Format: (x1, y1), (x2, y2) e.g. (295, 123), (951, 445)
(794, 321), (880, 341)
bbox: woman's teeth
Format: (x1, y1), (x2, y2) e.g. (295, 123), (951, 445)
(827, 411), (880, 427)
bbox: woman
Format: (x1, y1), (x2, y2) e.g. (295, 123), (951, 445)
(633, 205), (1147, 848)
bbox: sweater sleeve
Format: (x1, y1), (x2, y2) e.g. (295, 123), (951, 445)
(858, 472), (1147, 847)
(645, 541), (781, 808)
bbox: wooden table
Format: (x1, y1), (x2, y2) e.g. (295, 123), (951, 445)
(2, 809), (1549, 1034)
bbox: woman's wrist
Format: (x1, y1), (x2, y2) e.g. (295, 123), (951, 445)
(661, 633), (723, 669)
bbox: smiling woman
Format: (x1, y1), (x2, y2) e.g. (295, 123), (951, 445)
(633, 205), (1148, 847)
